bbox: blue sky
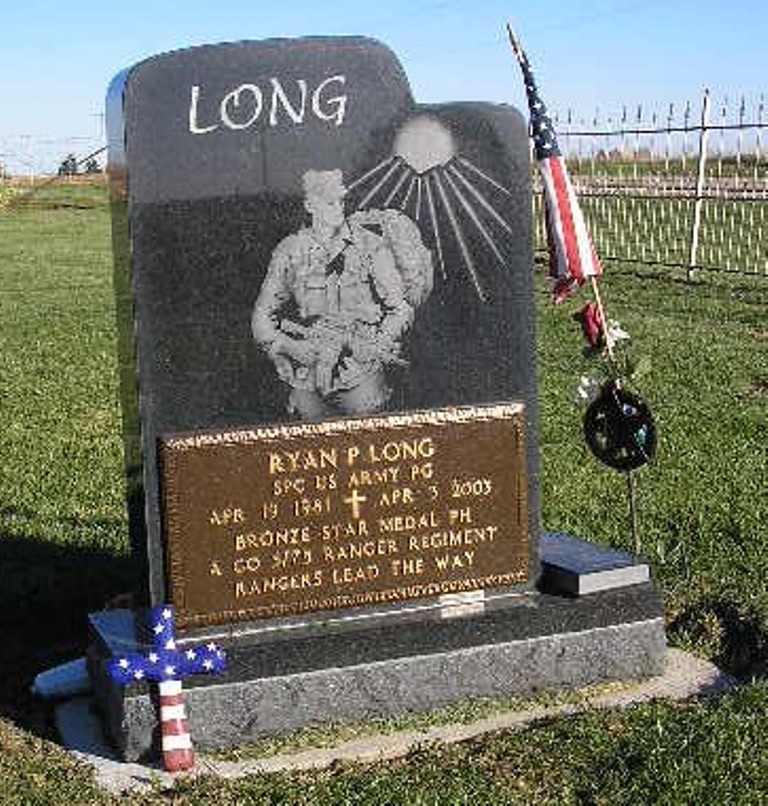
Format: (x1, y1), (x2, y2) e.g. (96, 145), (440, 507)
(1, 0), (765, 173)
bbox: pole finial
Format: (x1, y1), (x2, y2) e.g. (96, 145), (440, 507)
(505, 22), (525, 64)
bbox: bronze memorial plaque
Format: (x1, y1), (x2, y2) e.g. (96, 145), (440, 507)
(160, 403), (529, 629)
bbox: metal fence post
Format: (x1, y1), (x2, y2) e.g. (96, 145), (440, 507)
(687, 88), (711, 281)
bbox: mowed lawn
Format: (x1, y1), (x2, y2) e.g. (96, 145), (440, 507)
(0, 180), (766, 804)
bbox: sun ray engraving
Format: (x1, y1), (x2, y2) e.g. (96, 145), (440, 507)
(384, 166), (411, 207)
(347, 114), (518, 302)
(415, 175), (424, 221)
(456, 156), (514, 198)
(444, 169), (509, 267)
(431, 171), (487, 302)
(448, 162), (515, 235)
(356, 156), (404, 210)
(346, 155), (397, 193)
(424, 173), (447, 281)
(400, 174), (417, 213)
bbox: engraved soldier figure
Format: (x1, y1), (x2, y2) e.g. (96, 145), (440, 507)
(252, 169), (432, 419)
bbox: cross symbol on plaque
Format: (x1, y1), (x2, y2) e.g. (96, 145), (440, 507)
(343, 489), (367, 519)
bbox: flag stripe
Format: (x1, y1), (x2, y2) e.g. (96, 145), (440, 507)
(162, 719), (190, 738)
(162, 733), (194, 751)
(158, 679), (183, 696)
(542, 159), (578, 278)
(160, 704), (188, 722)
(542, 156), (601, 284)
(563, 165), (600, 279)
(159, 692), (186, 708)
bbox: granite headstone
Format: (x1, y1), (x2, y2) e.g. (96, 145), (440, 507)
(106, 35), (538, 618)
(90, 36), (665, 762)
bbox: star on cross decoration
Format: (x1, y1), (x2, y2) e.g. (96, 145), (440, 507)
(107, 606), (226, 685)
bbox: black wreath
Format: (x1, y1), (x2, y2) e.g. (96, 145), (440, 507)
(583, 382), (657, 471)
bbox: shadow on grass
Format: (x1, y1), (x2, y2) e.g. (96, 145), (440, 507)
(667, 597), (768, 681)
(0, 526), (137, 737)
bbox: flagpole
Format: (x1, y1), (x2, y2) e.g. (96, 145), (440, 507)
(505, 23), (522, 59)
(589, 276), (617, 366)
(627, 471), (640, 554)
(589, 276), (642, 553)
(506, 20), (645, 557)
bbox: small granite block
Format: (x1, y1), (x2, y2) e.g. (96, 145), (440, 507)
(540, 533), (650, 596)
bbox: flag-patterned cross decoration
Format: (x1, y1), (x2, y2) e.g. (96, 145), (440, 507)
(507, 25), (603, 304)
(107, 605), (226, 772)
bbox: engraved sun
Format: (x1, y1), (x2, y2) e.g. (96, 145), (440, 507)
(346, 115), (515, 303)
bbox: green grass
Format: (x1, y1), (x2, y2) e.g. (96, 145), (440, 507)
(170, 688), (768, 805)
(0, 181), (766, 803)
(538, 267), (768, 680)
(0, 181), (133, 737)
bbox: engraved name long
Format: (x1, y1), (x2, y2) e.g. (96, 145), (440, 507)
(189, 74), (348, 134)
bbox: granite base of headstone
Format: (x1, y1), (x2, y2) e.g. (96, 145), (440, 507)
(87, 534), (664, 762)
(90, 35), (666, 763)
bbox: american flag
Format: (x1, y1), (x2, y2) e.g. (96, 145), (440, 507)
(507, 26), (603, 303)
